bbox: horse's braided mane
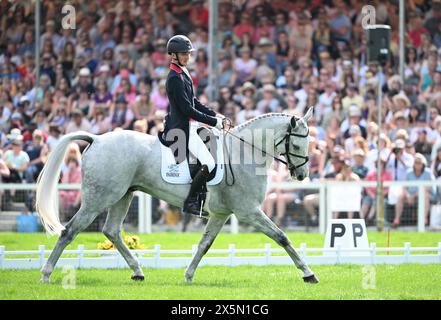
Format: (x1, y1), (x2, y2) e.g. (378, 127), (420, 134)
(234, 113), (293, 132)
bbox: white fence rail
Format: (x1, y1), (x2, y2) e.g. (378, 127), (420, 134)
(1, 180), (440, 234)
(1, 242), (440, 270)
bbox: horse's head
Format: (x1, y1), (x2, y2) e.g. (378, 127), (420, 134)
(285, 107), (313, 181)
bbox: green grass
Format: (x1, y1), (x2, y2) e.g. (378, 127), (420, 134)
(0, 232), (440, 299)
(1, 231), (440, 251)
(0, 264), (440, 299)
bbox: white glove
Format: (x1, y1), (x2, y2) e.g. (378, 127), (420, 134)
(216, 114), (226, 119)
(215, 117), (224, 130)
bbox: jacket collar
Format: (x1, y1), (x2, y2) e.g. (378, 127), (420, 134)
(169, 63), (183, 74)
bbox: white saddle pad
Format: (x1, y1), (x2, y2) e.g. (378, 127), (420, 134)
(160, 128), (225, 185)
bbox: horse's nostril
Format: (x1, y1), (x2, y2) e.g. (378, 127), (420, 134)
(298, 175), (304, 181)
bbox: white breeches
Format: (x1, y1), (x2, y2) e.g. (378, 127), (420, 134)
(188, 122), (216, 172)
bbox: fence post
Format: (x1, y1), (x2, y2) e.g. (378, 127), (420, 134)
(326, 182), (332, 228)
(417, 185), (425, 232)
(191, 244), (198, 262)
(78, 245), (84, 268)
(319, 184), (326, 234)
(230, 215), (239, 234)
(404, 242), (411, 263)
(145, 194), (152, 234)
(300, 243), (307, 261)
(264, 243), (271, 265)
(0, 246), (4, 269)
(154, 244), (161, 268)
(370, 243), (376, 264)
(39, 245), (45, 268)
(336, 244), (341, 264)
(229, 244), (235, 266)
(438, 242), (441, 263)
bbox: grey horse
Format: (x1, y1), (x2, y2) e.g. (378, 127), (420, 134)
(36, 108), (318, 284)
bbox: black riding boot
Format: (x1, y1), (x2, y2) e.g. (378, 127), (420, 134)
(183, 165), (210, 218)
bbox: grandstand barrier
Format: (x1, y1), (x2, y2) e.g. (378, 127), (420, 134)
(0, 180), (440, 234)
(0, 242), (440, 270)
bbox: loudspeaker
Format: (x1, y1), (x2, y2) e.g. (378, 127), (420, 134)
(366, 25), (391, 65)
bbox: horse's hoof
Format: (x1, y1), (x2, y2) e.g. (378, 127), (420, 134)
(40, 276), (50, 284)
(185, 274), (193, 284)
(131, 274), (145, 281)
(303, 274), (319, 284)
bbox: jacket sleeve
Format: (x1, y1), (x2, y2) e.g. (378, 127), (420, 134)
(168, 76), (217, 127)
(194, 97), (216, 117)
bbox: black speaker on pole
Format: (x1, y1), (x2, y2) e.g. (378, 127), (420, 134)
(366, 24), (391, 66)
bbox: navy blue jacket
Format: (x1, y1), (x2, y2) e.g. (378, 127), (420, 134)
(161, 63), (217, 148)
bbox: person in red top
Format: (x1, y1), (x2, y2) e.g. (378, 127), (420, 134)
(233, 11), (255, 44)
(361, 153), (393, 225)
(189, 0), (209, 29)
(407, 12), (429, 49)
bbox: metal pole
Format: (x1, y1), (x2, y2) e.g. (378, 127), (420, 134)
(399, 0), (405, 83)
(208, 0), (219, 102)
(376, 65), (384, 232)
(34, 0), (41, 105)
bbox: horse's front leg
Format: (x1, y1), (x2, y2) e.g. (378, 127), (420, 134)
(235, 207), (318, 284)
(185, 214), (229, 283)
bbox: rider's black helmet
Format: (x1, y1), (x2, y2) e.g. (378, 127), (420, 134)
(166, 35), (195, 55)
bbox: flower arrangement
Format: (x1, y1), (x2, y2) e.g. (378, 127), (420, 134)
(97, 234), (146, 250)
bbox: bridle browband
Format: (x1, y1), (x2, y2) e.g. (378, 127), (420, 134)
(223, 117), (310, 185)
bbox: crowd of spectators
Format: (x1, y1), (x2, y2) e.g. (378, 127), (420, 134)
(1, 0), (441, 228)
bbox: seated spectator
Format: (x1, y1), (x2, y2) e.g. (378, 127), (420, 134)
(0, 150), (11, 210)
(66, 109), (92, 134)
(394, 153), (436, 227)
(234, 46), (257, 84)
(431, 146), (441, 179)
(59, 157), (82, 221)
(133, 119), (148, 134)
(414, 129), (433, 161)
(256, 84), (280, 113)
(386, 139), (414, 181)
(23, 129), (48, 183)
(361, 151), (393, 224)
(110, 95), (134, 130)
(333, 159), (360, 219)
(236, 97), (261, 125)
(150, 80), (169, 113)
(46, 123), (62, 151)
(352, 148), (369, 179)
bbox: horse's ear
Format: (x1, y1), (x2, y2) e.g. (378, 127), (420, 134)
(303, 107), (314, 122)
(290, 116), (297, 129)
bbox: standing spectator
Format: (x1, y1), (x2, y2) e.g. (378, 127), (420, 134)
(386, 139), (414, 182)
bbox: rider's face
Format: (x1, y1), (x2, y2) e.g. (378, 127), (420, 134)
(176, 52), (191, 66)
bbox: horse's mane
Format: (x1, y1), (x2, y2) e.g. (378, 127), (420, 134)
(233, 113), (292, 132)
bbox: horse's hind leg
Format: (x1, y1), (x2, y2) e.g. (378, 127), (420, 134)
(41, 206), (103, 283)
(236, 208), (318, 284)
(185, 214), (229, 283)
(102, 192), (144, 281)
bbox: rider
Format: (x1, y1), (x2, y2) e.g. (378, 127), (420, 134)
(162, 35), (226, 217)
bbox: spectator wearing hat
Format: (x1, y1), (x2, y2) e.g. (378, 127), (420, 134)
(341, 105), (367, 139)
(236, 97), (261, 125)
(110, 95), (134, 130)
(389, 111), (409, 141)
(394, 153), (436, 227)
(351, 148), (369, 179)
(71, 67), (95, 97)
(66, 109), (92, 134)
(256, 84), (280, 113)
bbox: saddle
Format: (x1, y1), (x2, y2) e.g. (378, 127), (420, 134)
(159, 127), (224, 185)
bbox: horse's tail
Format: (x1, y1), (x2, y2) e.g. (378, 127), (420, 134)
(36, 131), (95, 236)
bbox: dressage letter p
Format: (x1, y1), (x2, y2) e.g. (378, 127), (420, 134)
(352, 223), (363, 247)
(330, 224), (345, 247)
